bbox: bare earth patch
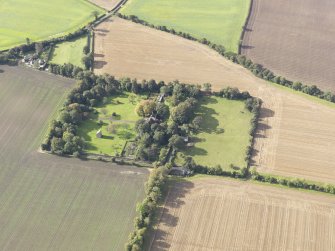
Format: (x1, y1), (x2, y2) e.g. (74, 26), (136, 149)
(150, 177), (335, 251)
(94, 17), (335, 183)
(88, 0), (120, 10)
(241, 0), (335, 91)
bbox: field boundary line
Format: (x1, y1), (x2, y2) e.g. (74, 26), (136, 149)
(238, 0), (254, 54)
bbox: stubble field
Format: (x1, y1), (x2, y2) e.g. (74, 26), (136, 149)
(150, 177), (335, 251)
(94, 17), (335, 183)
(0, 66), (148, 250)
(241, 0), (335, 91)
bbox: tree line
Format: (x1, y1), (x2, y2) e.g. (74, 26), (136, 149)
(117, 13), (335, 104)
(126, 167), (167, 251)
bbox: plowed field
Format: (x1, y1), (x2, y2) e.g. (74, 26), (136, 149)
(241, 0), (335, 91)
(94, 17), (335, 183)
(0, 66), (148, 250)
(150, 177), (335, 251)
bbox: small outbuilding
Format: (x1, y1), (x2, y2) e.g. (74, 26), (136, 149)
(96, 129), (102, 138)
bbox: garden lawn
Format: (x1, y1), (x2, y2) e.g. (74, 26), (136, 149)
(0, 0), (104, 50)
(78, 93), (143, 155)
(120, 0), (249, 52)
(183, 96), (252, 168)
(50, 36), (87, 67)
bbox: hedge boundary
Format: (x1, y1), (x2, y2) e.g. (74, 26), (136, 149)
(238, 0), (254, 54)
(116, 14), (335, 105)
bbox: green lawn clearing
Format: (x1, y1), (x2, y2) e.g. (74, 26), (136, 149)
(182, 96), (252, 168)
(78, 93), (144, 156)
(120, 0), (249, 52)
(50, 36), (87, 67)
(0, 0), (104, 51)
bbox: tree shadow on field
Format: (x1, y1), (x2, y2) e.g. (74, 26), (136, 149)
(94, 28), (109, 33)
(241, 44), (255, 50)
(147, 180), (194, 250)
(0, 69), (4, 74)
(196, 97), (219, 134)
(250, 107), (275, 164)
(94, 53), (104, 58)
(96, 32), (107, 37)
(94, 60), (107, 69)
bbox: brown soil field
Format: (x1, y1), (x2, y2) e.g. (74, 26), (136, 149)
(241, 0), (335, 91)
(150, 177), (335, 251)
(0, 66), (148, 250)
(94, 17), (335, 184)
(88, 0), (121, 10)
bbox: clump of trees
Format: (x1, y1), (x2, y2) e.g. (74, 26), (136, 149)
(126, 167), (167, 251)
(134, 82), (201, 162)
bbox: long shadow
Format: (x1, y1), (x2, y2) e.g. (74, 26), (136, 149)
(259, 107), (275, 118)
(94, 60), (107, 69)
(241, 45), (255, 50)
(94, 53), (105, 58)
(94, 28), (109, 33)
(96, 33), (107, 37)
(147, 180), (194, 250)
(196, 96), (220, 134)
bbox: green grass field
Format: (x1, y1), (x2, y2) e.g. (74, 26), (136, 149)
(78, 93), (143, 155)
(0, 66), (148, 250)
(0, 0), (104, 51)
(182, 96), (252, 168)
(50, 36), (87, 67)
(120, 0), (249, 52)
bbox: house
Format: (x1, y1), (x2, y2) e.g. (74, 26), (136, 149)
(96, 129), (102, 138)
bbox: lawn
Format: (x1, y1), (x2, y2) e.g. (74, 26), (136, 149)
(120, 0), (249, 52)
(78, 93), (144, 156)
(50, 36), (87, 67)
(182, 96), (252, 168)
(0, 0), (104, 51)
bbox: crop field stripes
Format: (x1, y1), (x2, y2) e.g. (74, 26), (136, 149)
(0, 66), (148, 250)
(241, 0), (335, 91)
(151, 178), (335, 251)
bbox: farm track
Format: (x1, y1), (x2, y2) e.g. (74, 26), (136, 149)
(150, 177), (335, 251)
(241, 0), (335, 91)
(94, 17), (335, 183)
(0, 66), (148, 250)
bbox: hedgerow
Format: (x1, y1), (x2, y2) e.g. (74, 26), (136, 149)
(117, 13), (335, 104)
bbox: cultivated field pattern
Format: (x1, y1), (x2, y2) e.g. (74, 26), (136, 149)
(0, 66), (148, 250)
(241, 0), (335, 91)
(150, 177), (335, 251)
(94, 17), (335, 183)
